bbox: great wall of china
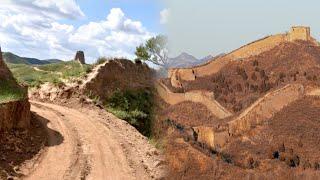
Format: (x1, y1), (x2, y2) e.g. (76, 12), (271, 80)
(191, 84), (320, 150)
(228, 84), (305, 136)
(156, 81), (232, 119)
(169, 26), (318, 88)
(157, 26), (320, 150)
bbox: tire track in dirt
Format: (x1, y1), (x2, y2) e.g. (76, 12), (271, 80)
(20, 101), (166, 180)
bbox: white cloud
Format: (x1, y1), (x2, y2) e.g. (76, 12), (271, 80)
(0, 2), (153, 63)
(160, 8), (169, 24)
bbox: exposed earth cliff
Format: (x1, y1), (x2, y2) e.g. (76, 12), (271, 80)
(0, 46), (30, 131)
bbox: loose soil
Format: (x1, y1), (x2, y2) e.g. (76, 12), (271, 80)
(15, 101), (166, 180)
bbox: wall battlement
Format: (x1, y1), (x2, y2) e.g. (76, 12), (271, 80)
(168, 26), (316, 88)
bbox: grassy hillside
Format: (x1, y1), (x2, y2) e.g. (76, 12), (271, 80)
(0, 78), (26, 103)
(2, 52), (62, 65)
(8, 61), (92, 87)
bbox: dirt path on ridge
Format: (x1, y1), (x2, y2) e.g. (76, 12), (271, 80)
(19, 101), (165, 180)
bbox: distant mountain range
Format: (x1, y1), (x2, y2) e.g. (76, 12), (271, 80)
(2, 52), (62, 65)
(168, 52), (225, 68)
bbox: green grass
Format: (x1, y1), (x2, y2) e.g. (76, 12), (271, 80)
(38, 61), (92, 78)
(7, 61), (92, 87)
(0, 78), (26, 103)
(104, 89), (154, 137)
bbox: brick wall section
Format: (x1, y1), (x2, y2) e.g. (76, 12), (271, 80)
(156, 82), (232, 119)
(193, 126), (229, 150)
(228, 84), (305, 136)
(189, 84), (306, 149)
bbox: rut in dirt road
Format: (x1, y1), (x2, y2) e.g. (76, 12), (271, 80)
(20, 101), (165, 180)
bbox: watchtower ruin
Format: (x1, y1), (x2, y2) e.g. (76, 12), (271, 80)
(74, 51), (85, 64)
(288, 26), (311, 42)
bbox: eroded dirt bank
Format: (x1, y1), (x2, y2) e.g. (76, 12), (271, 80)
(20, 101), (166, 180)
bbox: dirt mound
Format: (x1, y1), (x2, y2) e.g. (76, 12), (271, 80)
(83, 59), (155, 101)
(179, 41), (320, 113)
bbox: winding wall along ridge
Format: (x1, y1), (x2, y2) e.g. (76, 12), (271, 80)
(169, 27), (317, 86)
(228, 84), (305, 136)
(156, 82), (232, 119)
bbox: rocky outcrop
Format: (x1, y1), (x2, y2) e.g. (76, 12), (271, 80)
(0, 99), (30, 130)
(74, 51), (85, 64)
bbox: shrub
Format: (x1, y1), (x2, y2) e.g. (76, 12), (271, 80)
(105, 89), (154, 137)
(51, 78), (65, 87)
(259, 70), (267, 79)
(95, 57), (107, 65)
(252, 60), (259, 66)
(259, 80), (271, 93)
(251, 72), (257, 81)
(236, 67), (248, 80)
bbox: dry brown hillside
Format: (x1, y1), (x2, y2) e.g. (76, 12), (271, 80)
(170, 41), (320, 113)
(157, 34), (320, 179)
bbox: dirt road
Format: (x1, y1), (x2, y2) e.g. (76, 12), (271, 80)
(20, 101), (165, 180)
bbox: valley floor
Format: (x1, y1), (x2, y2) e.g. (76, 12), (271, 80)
(19, 101), (165, 180)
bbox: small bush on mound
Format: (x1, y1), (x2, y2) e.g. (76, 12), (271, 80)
(105, 89), (154, 137)
(95, 57), (108, 65)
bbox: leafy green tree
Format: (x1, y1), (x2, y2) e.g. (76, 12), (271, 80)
(135, 35), (169, 68)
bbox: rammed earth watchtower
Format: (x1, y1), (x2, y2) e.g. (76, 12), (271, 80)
(288, 26), (311, 42)
(74, 51), (86, 64)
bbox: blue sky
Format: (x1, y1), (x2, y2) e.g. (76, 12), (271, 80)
(2, 0), (319, 63)
(0, 0), (165, 63)
(65, 0), (164, 32)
